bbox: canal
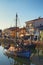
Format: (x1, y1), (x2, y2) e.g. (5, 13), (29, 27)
(0, 42), (36, 65)
(0, 42), (43, 65)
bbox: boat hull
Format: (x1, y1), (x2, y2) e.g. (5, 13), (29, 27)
(16, 50), (31, 58)
(5, 50), (31, 58)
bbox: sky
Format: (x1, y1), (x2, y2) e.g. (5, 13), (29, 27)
(0, 0), (43, 30)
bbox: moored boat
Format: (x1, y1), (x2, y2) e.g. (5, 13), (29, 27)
(4, 13), (36, 59)
(16, 50), (31, 58)
(5, 49), (31, 58)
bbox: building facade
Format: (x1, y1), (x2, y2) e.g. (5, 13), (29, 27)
(26, 17), (43, 30)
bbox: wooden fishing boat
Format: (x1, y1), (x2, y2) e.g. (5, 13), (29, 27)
(5, 45), (31, 58)
(5, 49), (31, 58)
(5, 14), (36, 58)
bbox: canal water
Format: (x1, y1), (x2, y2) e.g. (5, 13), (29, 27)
(0, 43), (35, 65)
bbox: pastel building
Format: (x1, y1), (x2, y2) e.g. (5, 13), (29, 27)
(25, 17), (43, 41)
(26, 17), (43, 30)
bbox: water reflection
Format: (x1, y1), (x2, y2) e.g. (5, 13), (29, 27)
(4, 53), (31, 65)
(0, 45), (13, 65)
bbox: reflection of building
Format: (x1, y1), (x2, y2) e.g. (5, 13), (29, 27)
(26, 17), (43, 30)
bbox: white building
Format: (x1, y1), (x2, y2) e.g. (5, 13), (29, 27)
(26, 17), (43, 30)
(25, 17), (43, 41)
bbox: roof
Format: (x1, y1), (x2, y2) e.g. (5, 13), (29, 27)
(25, 17), (43, 24)
(4, 27), (19, 31)
(19, 27), (26, 30)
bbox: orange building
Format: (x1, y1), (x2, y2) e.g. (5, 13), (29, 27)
(19, 27), (26, 37)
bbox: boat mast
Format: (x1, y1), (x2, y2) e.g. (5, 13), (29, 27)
(15, 13), (18, 43)
(16, 13), (18, 29)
